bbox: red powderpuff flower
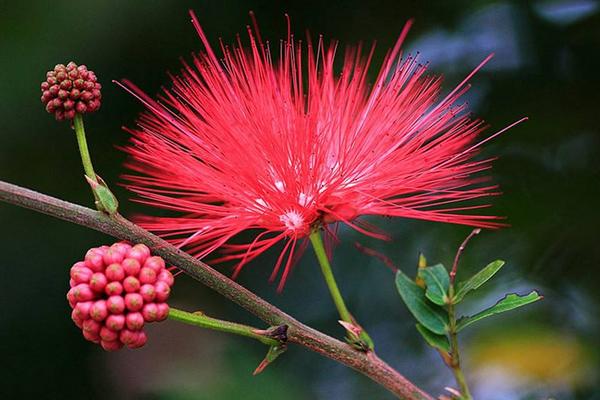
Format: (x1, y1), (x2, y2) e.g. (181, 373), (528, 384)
(118, 11), (525, 289)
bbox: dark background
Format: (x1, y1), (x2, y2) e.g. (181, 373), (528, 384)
(1, 1), (599, 399)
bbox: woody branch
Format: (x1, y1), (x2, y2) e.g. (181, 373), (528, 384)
(0, 179), (432, 400)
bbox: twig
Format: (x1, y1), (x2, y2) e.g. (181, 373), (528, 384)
(450, 229), (481, 284)
(0, 179), (433, 400)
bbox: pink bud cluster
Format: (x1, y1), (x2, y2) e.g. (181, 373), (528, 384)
(67, 242), (174, 351)
(41, 62), (102, 121)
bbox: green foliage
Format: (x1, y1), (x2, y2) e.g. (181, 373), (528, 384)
(453, 260), (505, 303)
(395, 269), (448, 334)
(456, 291), (543, 332)
(418, 264), (450, 305)
(395, 256), (542, 356)
(415, 323), (451, 353)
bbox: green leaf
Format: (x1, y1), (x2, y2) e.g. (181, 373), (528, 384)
(453, 260), (505, 303)
(456, 291), (543, 332)
(395, 269), (449, 335)
(416, 323), (450, 353)
(419, 264), (450, 305)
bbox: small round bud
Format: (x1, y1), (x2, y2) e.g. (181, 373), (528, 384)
(105, 263), (125, 282)
(157, 270), (175, 287)
(105, 314), (125, 331)
(155, 303), (170, 322)
(100, 326), (119, 342)
(126, 312), (144, 331)
(142, 303), (158, 322)
(144, 256), (165, 273)
(84, 252), (104, 272)
(82, 329), (100, 343)
(104, 281), (124, 296)
(119, 329), (139, 346)
(106, 295), (125, 314)
(128, 331), (147, 349)
(123, 276), (141, 293)
(154, 281), (171, 303)
(124, 293), (143, 312)
(111, 242), (132, 254)
(82, 319), (102, 334)
(139, 284), (156, 302)
(89, 272), (108, 293)
(70, 263), (93, 284)
(103, 249), (124, 266)
(74, 301), (93, 320)
(71, 309), (84, 328)
(126, 245), (150, 264)
(40, 61), (101, 120)
(122, 258), (141, 276)
(100, 340), (123, 352)
(69, 284), (94, 302)
(138, 267), (156, 284)
(90, 300), (108, 322)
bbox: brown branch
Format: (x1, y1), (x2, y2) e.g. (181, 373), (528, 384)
(450, 228), (481, 284)
(0, 180), (432, 400)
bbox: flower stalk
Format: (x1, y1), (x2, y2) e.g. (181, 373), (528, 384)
(309, 229), (374, 350)
(73, 113), (97, 182)
(447, 285), (472, 400)
(72, 113), (119, 214)
(168, 307), (282, 346)
(445, 230), (479, 399)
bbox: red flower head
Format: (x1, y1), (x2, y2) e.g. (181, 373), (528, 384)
(119, 11), (524, 289)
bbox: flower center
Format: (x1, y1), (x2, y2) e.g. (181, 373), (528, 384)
(279, 210), (305, 232)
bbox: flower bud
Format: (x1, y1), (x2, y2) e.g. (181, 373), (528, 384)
(139, 284), (156, 302)
(40, 62), (101, 120)
(123, 276), (141, 293)
(128, 331), (147, 349)
(138, 267), (157, 284)
(105, 314), (125, 331)
(89, 272), (108, 293)
(122, 258), (141, 276)
(68, 242), (174, 351)
(100, 340), (123, 352)
(70, 263), (93, 284)
(154, 281), (171, 302)
(157, 269), (175, 287)
(144, 256), (165, 273)
(100, 326), (119, 342)
(90, 300), (108, 322)
(104, 281), (124, 296)
(155, 303), (170, 322)
(126, 312), (144, 330)
(105, 263), (125, 282)
(125, 293), (143, 312)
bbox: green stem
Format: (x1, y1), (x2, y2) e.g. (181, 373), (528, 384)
(168, 307), (280, 346)
(447, 287), (472, 400)
(310, 230), (353, 322)
(309, 229), (373, 349)
(73, 113), (97, 181)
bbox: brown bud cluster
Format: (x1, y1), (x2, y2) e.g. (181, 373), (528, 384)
(41, 62), (102, 121)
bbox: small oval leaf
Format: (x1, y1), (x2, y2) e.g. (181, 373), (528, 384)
(454, 260), (505, 303)
(416, 323), (451, 353)
(419, 264), (450, 305)
(395, 269), (449, 335)
(456, 290), (543, 332)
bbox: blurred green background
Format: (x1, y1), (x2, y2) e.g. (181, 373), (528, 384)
(1, 1), (599, 399)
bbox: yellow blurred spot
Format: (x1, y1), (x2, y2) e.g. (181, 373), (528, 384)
(469, 329), (594, 388)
